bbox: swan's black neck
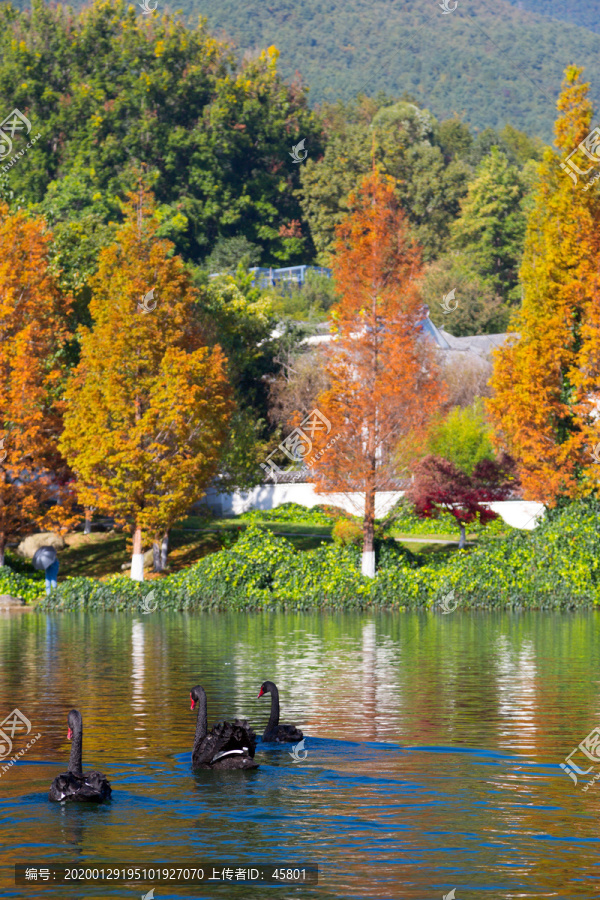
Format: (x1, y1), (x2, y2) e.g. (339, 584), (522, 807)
(193, 690), (208, 751)
(267, 684), (280, 729)
(68, 720), (83, 778)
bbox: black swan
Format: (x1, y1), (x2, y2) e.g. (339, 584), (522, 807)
(258, 681), (303, 743)
(48, 710), (111, 803)
(190, 685), (258, 770)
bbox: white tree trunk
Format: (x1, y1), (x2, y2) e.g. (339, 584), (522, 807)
(131, 553), (144, 581)
(459, 524), (467, 549)
(361, 549), (375, 578)
(131, 524), (144, 581)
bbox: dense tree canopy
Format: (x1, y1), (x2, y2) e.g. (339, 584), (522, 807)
(0, 0), (552, 351)
(449, 148), (529, 305)
(299, 100), (472, 264)
(0, 0), (323, 271)
(146, 0), (600, 138)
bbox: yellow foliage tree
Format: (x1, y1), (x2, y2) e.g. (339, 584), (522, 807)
(60, 189), (233, 580)
(489, 66), (600, 503)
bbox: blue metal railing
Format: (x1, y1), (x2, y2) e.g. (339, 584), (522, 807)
(209, 265), (331, 288)
(248, 266), (332, 288)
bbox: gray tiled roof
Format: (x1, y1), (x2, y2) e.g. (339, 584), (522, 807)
(437, 329), (517, 358)
(298, 313), (518, 359)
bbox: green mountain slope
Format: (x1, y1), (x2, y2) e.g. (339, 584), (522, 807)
(168, 0), (600, 139)
(6, 0), (600, 138)
(504, 0), (600, 34)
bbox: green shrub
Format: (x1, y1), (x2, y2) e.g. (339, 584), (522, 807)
(439, 501), (600, 609)
(0, 566), (45, 603)
(426, 399), (494, 475)
(238, 502), (342, 526)
(332, 518), (363, 546)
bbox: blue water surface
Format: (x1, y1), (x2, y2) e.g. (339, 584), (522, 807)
(1, 610), (599, 899)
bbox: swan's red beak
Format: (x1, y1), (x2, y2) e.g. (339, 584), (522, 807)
(190, 694), (196, 711)
(257, 687), (264, 698)
(67, 727), (73, 740)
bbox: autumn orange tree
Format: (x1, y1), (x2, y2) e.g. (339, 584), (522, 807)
(0, 202), (75, 566)
(312, 170), (445, 576)
(488, 66), (600, 503)
(60, 188), (233, 580)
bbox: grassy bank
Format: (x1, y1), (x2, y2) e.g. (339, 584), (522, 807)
(6, 502), (475, 586)
(1, 501), (598, 611)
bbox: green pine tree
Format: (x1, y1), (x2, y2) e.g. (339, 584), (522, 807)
(450, 147), (528, 304)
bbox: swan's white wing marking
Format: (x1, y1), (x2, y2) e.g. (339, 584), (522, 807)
(211, 749), (244, 762)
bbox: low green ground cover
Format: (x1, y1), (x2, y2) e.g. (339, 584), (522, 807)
(237, 503), (339, 525)
(3, 501), (596, 611)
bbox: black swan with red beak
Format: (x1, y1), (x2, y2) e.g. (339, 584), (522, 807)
(48, 710), (111, 803)
(258, 681), (303, 743)
(190, 685), (258, 769)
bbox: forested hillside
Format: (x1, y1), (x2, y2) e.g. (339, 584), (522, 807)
(504, 0), (600, 34)
(154, 0), (600, 138)
(6, 0), (600, 137)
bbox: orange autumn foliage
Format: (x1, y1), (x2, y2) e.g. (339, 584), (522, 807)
(0, 202), (75, 564)
(311, 170), (445, 568)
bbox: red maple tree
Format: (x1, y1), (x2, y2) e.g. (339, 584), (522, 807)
(406, 454), (519, 547)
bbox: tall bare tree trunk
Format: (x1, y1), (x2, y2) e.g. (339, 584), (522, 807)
(131, 524), (144, 581)
(84, 507), (93, 535)
(160, 530), (169, 569)
(0, 531), (5, 568)
(152, 530), (170, 572)
(152, 539), (160, 572)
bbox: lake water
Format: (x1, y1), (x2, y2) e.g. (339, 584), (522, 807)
(1, 610), (600, 900)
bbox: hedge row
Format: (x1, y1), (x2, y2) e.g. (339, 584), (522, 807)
(238, 501), (508, 535)
(238, 503), (343, 525)
(3, 502), (600, 612)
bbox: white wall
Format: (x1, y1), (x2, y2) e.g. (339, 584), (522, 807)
(203, 483), (400, 518)
(201, 484), (545, 530)
(486, 501), (545, 530)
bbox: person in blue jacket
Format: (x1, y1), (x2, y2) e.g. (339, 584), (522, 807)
(32, 546), (60, 596)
